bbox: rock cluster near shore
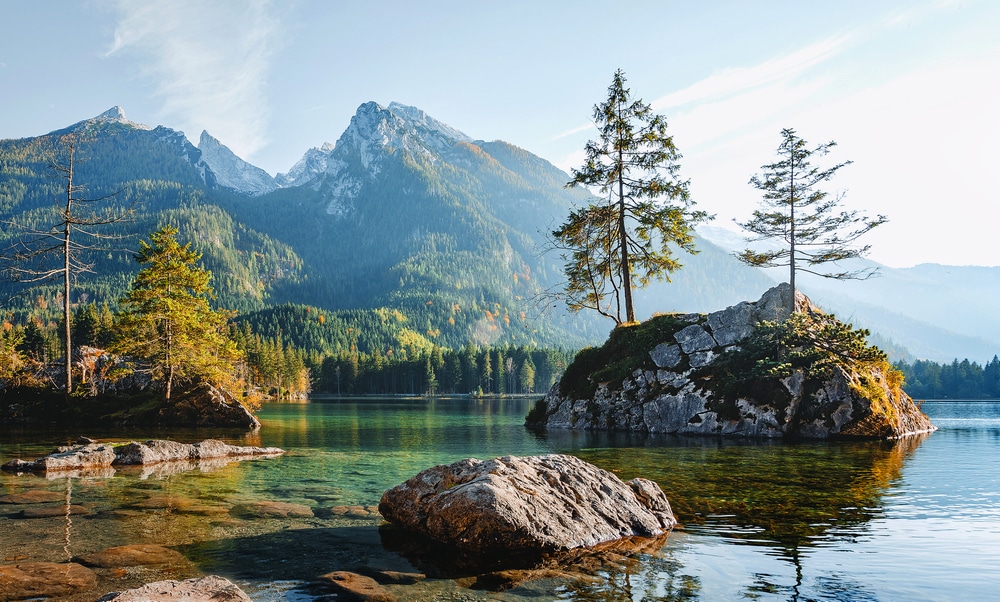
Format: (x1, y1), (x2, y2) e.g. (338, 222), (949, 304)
(96, 575), (253, 601)
(1, 439), (284, 474)
(379, 454), (675, 552)
(530, 284), (936, 440)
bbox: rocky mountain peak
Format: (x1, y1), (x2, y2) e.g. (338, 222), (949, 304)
(196, 130), (277, 196)
(339, 101), (473, 171)
(51, 105), (151, 135)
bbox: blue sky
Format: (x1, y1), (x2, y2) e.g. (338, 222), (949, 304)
(1, 0), (997, 267)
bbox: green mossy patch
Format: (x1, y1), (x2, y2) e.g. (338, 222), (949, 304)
(558, 313), (693, 400)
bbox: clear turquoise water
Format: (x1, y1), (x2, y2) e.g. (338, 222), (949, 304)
(1, 398), (997, 600)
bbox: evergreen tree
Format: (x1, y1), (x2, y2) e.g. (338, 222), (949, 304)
(519, 354), (536, 394)
(112, 226), (241, 401)
(736, 128), (887, 302)
(424, 356), (438, 395)
(554, 69), (709, 324)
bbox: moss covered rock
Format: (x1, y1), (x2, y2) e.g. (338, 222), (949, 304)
(528, 284), (935, 440)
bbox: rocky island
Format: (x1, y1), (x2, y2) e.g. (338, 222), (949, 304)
(528, 284), (936, 440)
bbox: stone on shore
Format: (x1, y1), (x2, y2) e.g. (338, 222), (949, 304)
(97, 575), (252, 601)
(1, 439), (285, 474)
(379, 454), (675, 553)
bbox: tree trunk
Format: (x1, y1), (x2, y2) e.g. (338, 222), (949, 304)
(617, 103), (634, 323)
(788, 143), (796, 312)
(62, 148), (74, 398)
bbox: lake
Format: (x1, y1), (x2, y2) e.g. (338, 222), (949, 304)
(1, 398), (997, 601)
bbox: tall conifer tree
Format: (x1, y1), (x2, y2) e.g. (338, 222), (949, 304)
(554, 69), (709, 324)
(113, 226), (240, 401)
(736, 128), (887, 303)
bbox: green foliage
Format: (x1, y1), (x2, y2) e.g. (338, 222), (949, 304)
(554, 69), (709, 324)
(559, 313), (687, 400)
(897, 355), (1000, 399)
(710, 311), (891, 402)
(111, 226), (242, 400)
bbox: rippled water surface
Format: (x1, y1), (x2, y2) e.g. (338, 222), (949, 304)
(1, 398), (997, 600)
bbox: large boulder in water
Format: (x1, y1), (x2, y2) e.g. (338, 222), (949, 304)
(378, 454), (675, 552)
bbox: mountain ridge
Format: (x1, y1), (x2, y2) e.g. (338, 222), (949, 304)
(1, 105), (995, 361)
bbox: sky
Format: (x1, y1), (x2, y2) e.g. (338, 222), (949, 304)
(1, 0), (997, 268)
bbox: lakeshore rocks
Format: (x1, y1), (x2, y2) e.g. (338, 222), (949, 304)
(316, 571), (396, 602)
(530, 284), (936, 440)
(379, 454), (675, 553)
(0, 562), (97, 600)
(74, 544), (188, 568)
(97, 575), (252, 602)
(157, 382), (261, 429)
(229, 500), (315, 519)
(1, 439), (285, 474)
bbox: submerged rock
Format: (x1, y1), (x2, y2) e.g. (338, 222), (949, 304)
(74, 544), (188, 568)
(97, 575), (252, 601)
(316, 571), (396, 601)
(229, 500), (314, 518)
(379, 454), (675, 553)
(0, 562), (96, 600)
(18, 504), (90, 518)
(1, 439), (284, 474)
(0, 490), (65, 504)
(530, 284), (936, 440)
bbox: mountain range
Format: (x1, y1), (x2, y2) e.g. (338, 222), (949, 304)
(0, 104), (995, 362)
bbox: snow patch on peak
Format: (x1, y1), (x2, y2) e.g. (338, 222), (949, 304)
(197, 130), (276, 196)
(52, 106), (151, 135)
(387, 102), (472, 143)
(97, 106), (127, 120)
(276, 142), (336, 188)
(336, 101), (473, 180)
(88, 106), (150, 130)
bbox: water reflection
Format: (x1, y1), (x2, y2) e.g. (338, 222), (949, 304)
(0, 398), (976, 601)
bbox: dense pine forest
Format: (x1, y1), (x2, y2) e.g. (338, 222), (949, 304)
(896, 357), (1000, 400)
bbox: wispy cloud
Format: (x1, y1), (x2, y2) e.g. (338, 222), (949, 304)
(105, 0), (281, 159)
(651, 34), (853, 113)
(549, 122), (594, 142)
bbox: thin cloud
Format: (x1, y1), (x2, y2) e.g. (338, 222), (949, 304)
(549, 122), (594, 141)
(652, 34), (853, 113)
(105, 0), (281, 159)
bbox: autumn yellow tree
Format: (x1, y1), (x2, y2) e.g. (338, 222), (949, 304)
(112, 226), (241, 401)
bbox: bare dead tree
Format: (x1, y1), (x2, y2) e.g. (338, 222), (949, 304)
(1, 133), (134, 396)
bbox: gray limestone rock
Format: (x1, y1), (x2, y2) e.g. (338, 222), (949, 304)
(97, 575), (252, 601)
(688, 350), (716, 368)
(673, 324), (717, 353)
(649, 343), (682, 368)
(707, 301), (756, 346)
(2, 439), (284, 474)
(379, 454), (676, 552)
